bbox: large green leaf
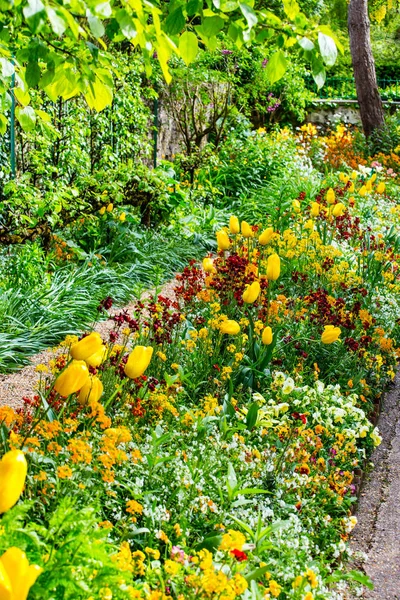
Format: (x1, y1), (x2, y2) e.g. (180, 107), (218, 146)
(201, 15), (225, 37)
(265, 50), (287, 84)
(318, 32), (337, 67)
(239, 3), (257, 30)
(84, 78), (113, 111)
(178, 31), (198, 65)
(312, 55), (326, 89)
(165, 7), (185, 35)
(23, 0), (46, 32)
(16, 105), (36, 132)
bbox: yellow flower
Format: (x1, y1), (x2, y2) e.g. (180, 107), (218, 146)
(229, 215), (240, 234)
(304, 594), (314, 600)
(332, 202), (346, 217)
(292, 199), (301, 213)
(242, 281), (261, 304)
(241, 221), (254, 238)
(106, 203), (113, 212)
(305, 568), (318, 588)
(258, 227), (274, 245)
(0, 547), (42, 600)
(124, 346), (153, 379)
(268, 580), (281, 597)
(310, 202), (320, 217)
(219, 530), (246, 551)
(359, 185), (367, 197)
(216, 230), (231, 251)
(78, 376), (103, 405)
(376, 181), (385, 194)
(0, 451), (27, 514)
(321, 325), (341, 344)
(262, 326), (273, 345)
(126, 499), (143, 514)
(266, 253), (281, 281)
(54, 360), (90, 397)
(57, 465), (73, 479)
(86, 345), (107, 368)
(99, 206), (106, 215)
(326, 188), (335, 204)
(71, 332), (103, 361)
(220, 320), (240, 335)
(119, 212), (126, 222)
(202, 257), (215, 273)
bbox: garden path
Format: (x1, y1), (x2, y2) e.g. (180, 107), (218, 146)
(350, 371), (400, 599)
(0, 279), (177, 409)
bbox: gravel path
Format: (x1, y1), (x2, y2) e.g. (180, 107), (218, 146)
(349, 371), (400, 599)
(0, 280), (177, 409)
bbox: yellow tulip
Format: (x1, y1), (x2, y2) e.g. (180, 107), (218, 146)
(365, 179), (373, 192)
(242, 281), (261, 304)
(86, 345), (107, 368)
(292, 199), (301, 213)
(71, 332), (103, 361)
(310, 202), (320, 217)
(304, 219), (314, 230)
(339, 172), (349, 183)
(262, 326), (273, 345)
(0, 451), (27, 514)
(220, 320), (241, 335)
(216, 230), (231, 251)
(321, 325), (341, 344)
(229, 216), (240, 234)
(359, 185), (367, 197)
(266, 253), (281, 281)
(202, 257), (215, 273)
(78, 376), (104, 405)
(258, 227), (274, 246)
(119, 212), (126, 222)
(241, 221), (254, 238)
(54, 360), (90, 397)
(370, 172), (377, 183)
(376, 182), (385, 194)
(348, 182), (355, 192)
(124, 346), (153, 379)
(106, 203), (113, 213)
(0, 547), (42, 600)
(332, 203), (346, 217)
(351, 170), (358, 180)
(326, 188), (335, 204)
(99, 206), (106, 215)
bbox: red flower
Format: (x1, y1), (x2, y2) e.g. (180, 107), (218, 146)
(291, 412), (307, 425)
(230, 549), (248, 562)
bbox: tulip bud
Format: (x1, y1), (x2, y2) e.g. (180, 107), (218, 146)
(339, 172), (349, 183)
(216, 230), (231, 251)
(119, 212), (126, 222)
(370, 173), (377, 183)
(0, 547), (43, 600)
(78, 376), (104, 405)
(242, 281), (261, 304)
(376, 182), (385, 194)
(124, 346), (153, 379)
(351, 170), (358, 180)
(86, 345), (107, 368)
(310, 202), (320, 217)
(202, 257), (215, 273)
(292, 199), (301, 213)
(348, 182), (355, 192)
(359, 185), (367, 197)
(54, 360), (90, 397)
(266, 253), (280, 281)
(71, 332), (103, 361)
(321, 325), (341, 344)
(365, 179), (373, 191)
(220, 320), (240, 335)
(229, 216), (240, 234)
(99, 207), (106, 215)
(304, 219), (314, 230)
(106, 203), (113, 213)
(0, 451), (27, 514)
(258, 227), (274, 246)
(326, 188), (335, 204)
(332, 202), (346, 217)
(241, 221), (254, 238)
(262, 326), (273, 345)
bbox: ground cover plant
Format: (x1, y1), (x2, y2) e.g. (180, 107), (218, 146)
(1, 134), (400, 598)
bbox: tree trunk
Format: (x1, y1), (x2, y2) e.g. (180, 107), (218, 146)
(348, 0), (385, 137)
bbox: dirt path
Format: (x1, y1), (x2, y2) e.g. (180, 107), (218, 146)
(349, 371), (400, 599)
(0, 280), (177, 409)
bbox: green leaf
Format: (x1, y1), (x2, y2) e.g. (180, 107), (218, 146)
(0, 57), (14, 77)
(165, 7), (185, 35)
(179, 31), (198, 65)
(14, 87), (31, 106)
(326, 570), (374, 590)
(265, 50), (287, 84)
(298, 36), (314, 51)
(195, 535), (222, 551)
(0, 114), (7, 135)
(312, 55), (326, 89)
(239, 3), (257, 29)
(318, 32), (337, 67)
(116, 9), (137, 39)
(94, 1), (112, 18)
(245, 565), (271, 583)
(246, 402), (259, 430)
(25, 61), (41, 87)
(87, 11), (105, 38)
(16, 105), (36, 132)
(186, 0), (201, 16)
(282, 0), (300, 19)
(201, 16), (225, 37)
(84, 79), (113, 111)
(46, 7), (66, 35)
(23, 0), (46, 32)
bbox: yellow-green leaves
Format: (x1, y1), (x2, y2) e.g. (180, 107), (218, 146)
(84, 78), (113, 112)
(265, 50), (287, 84)
(318, 32), (337, 67)
(179, 31), (198, 65)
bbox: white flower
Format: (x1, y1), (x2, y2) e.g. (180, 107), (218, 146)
(273, 371), (286, 386)
(282, 377), (295, 395)
(370, 427), (382, 446)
